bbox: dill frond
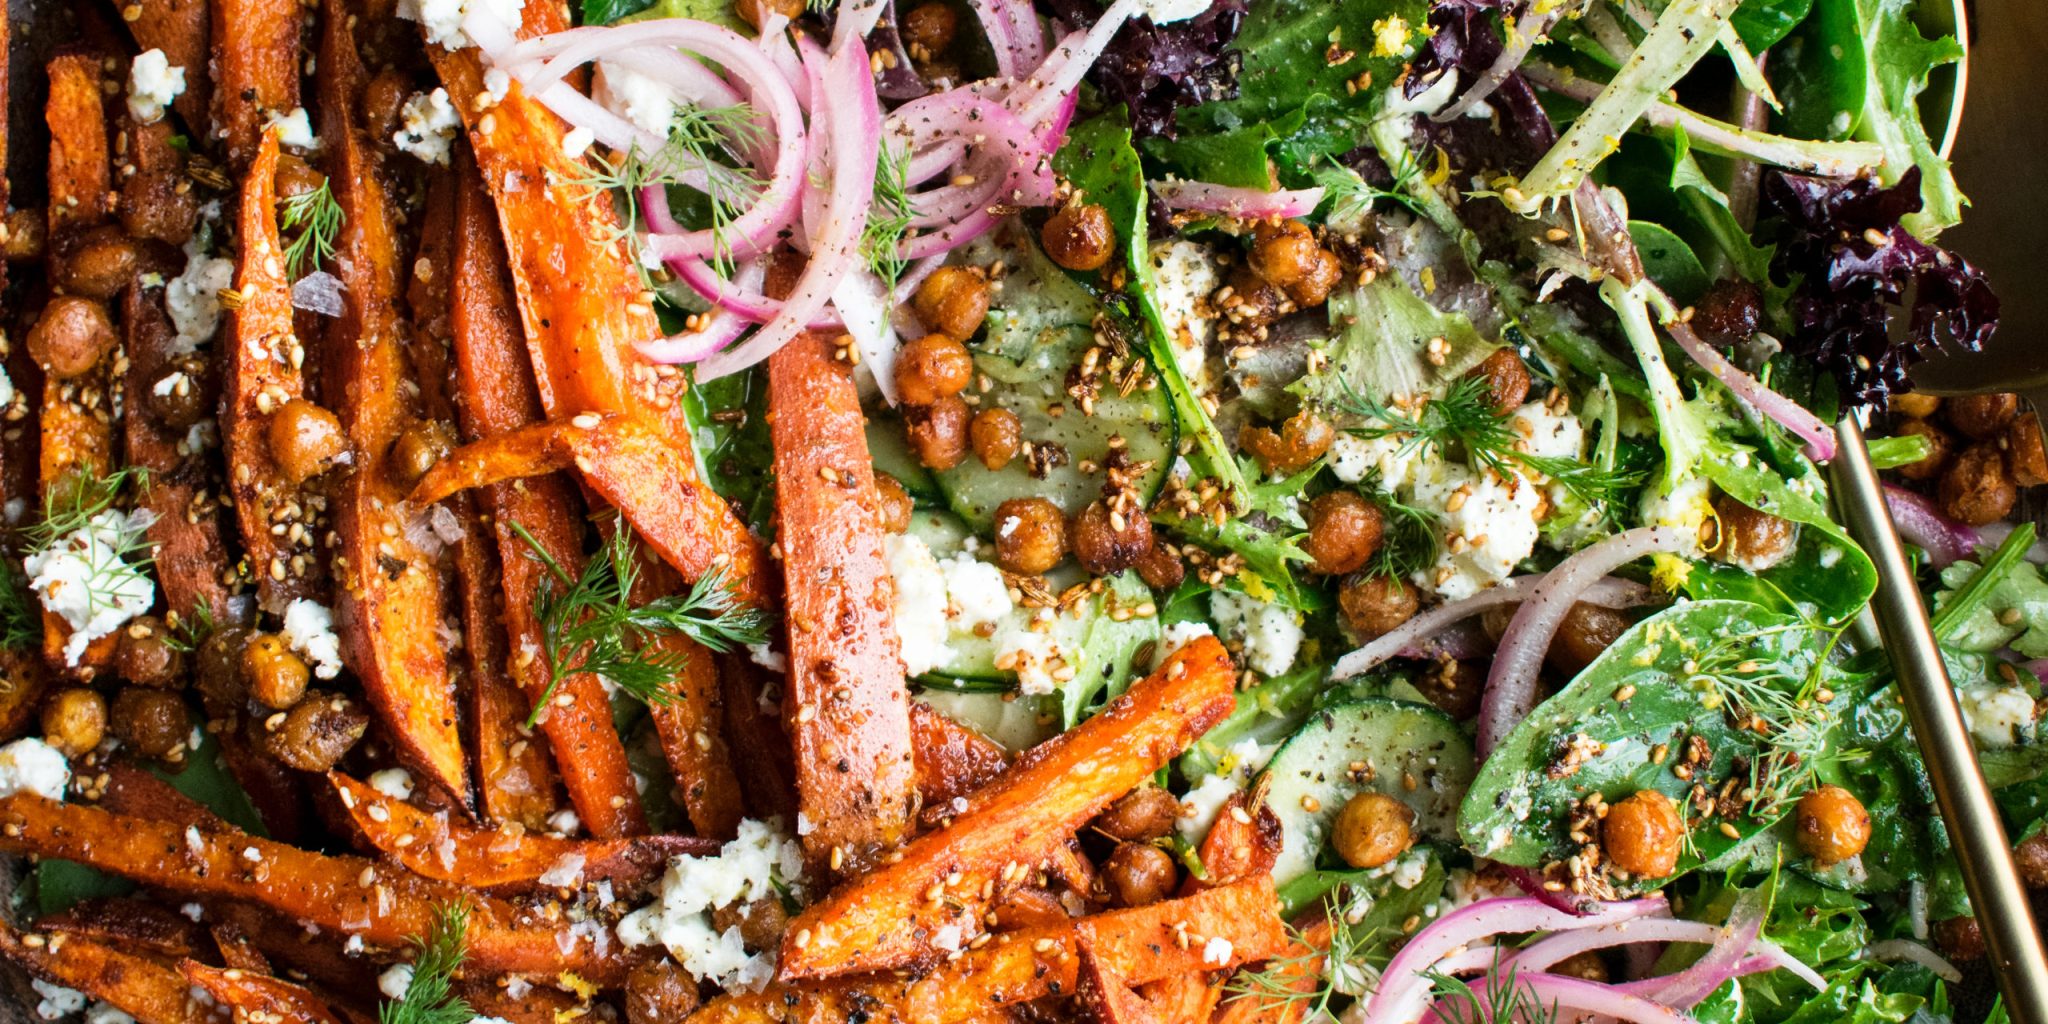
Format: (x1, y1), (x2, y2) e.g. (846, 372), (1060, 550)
(574, 104), (766, 281)
(1428, 955), (1561, 1024)
(861, 139), (916, 296)
(379, 902), (474, 1024)
(279, 178), (344, 278)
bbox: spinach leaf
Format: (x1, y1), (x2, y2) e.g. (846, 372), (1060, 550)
(1670, 127), (1778, 283)
(1685, 530), (1876, 626)
(1732, 0), (1817, 50)
(682, 367), (776, 537)
(1178, 0), (1430, 136)
(1629, 221), (1712, 307)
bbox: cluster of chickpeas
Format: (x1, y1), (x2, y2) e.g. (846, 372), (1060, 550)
(1596, 783), (1872, 885)
(1214, 220), (1346, 337)
(1891, 391), (2047, 526)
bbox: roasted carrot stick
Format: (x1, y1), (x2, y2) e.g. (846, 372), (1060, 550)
(1211, 917), (1332, 1024)
(45, 54), (110, 233)
(0, 794), (639, 984)
(221, 130), (326, 614)
(36, 898), (208, 961)
(910, 700), (1010, 811)
(446, 153), (645, 838)
(208, 0), (299, 169)
(778, 636), (1237, 980)
(643, 619), (745, 839)
(314, 5), (468, 808)
(328, 772), (714, 891)
(698, 877), (1287, 1024)
(123, 0), (210, 131)
(1077, 940), (1165, 1024)
(182, 961), (349, 1024)
(0, 924), (213, 1024)
(720, 651), (799, 821)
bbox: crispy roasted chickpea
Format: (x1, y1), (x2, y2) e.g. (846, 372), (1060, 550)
(1070, 499), (1152, 576)
(1466, 349), (1532, 414)
(1093, 784), (1181, 843)
(992, 497), (1067, 575)
(970, 408), (1022, 470)
(895, 334), (976, 407)
(1603, 789), (1684, 878)
(1547, 603), (1631, 678)
(196, 627), (255, 707)
(1133, 540), (1185, 591)
(2015, 833), (2048, 890)
(386, 420), (455, 490)
(1934, 916), (1985, 962)
(263, 690), (369, 772)
(902, 1), (959, 55)
(1282, 248), (1342, 309)
(1552, 952), (1610, 983)
(1220, 265), (1287, 328)
(1688, 279), (1763, 346)
(1414, 657), (1485, 720)
(1103, 842), (1177, 907)
(1708, 493), (1797, 572)
(146, 361), (214, 431)
(2007, 415), (2048, 488)
(270, 399), (349, 486)
(112, 687), (191, 759)
(709, 898), (789, 951)
(2, 209), (45, 263)
(1241, 409), (1335, 476)
(120, 168), (201, 245)
(1041, 203), (1116, 272)
(27, 295), (117, 379)
(1794, 785), (1871, 866)
(906, 394), (971, 471)
(992, 885), (1071, 930)
(42, 688), (107, 756)
(1946, 392), (2019, 440)
(242, 633), (310, 711)
(913, 266), (992, 340)
(1337, 574), (1419, 639)
(1892, 417), (1952, 482)
(115, 616), (185, 689)
(874, 473), (915, 533)
(1248, 220), (1321, 289)
(1303, 491), (1384, 576)
(54, 226), (139, 299)
(1333, 792), (1414, 869)
(1891, 392), (1941, 419)
(623, 957), (701, 1024)
(1938, 443), (2017, 526)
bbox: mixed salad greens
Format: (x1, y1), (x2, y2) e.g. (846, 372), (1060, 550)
(537, 0), (2040, 1016)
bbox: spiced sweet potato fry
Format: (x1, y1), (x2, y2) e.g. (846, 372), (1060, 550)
(1077, 940), (1166, 1024)
(909, 700), (1010, 810)
(1211, 917), (1332, 1024)
(777, 636), (1237, 980)
(182, 961), (350, 1024)
(0, 924), (213, 1024)
(208, 0), (300, 169)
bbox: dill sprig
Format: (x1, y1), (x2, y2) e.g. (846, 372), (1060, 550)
(380, 902), (473, 1024)
(279, 178), (344, 278)
(1683, 623), (1845, 817)
(1428, 955), (1561, 1024)
(861, 140), (916, 297)
(1317, 146), (1427, 223)
(515, 521), (769, 727)
(1223, 915), (1352, 1019)
(573, 104), (766, 280)
(27, 467), (149, 553)
(1356, 469), (1441, 580)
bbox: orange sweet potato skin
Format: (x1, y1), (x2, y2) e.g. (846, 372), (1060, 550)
(778, 637), (1238, 980)
(1077, 941), (1165, 1024)
(182, 961), (349, 1024)
(767, 331), (917, 879)
(910, 701), (1010, 811)
(1210, 917), (1332, 1024)
(209, 0), (300, 169)
(123, 0), (210, 130)
(0, 925), (214, 1023)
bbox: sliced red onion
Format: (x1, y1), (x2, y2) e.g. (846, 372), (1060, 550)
(1865, 939), (1964, 983)
(971, 0), (1023, 77)
(1150, 179), (1327, 219)
(1664, 316), (1836, 463)
(1478, 526), (1700, 755)
(1331, 575), (1656, 681)
(1365, 896), (1666, 1024)
(832, 270), (902, 404)
(1001, 0), (1044, 70)
(696, 38), (880, 379)
(1015, 0), (1140, 127)
(636, 259), (765, 363)
(1496, 973), (1692, 1024)
(656, 250), (839, 329)
(833, 0), (890, 53)
(1616, 955), (1780, 998)
(1882, 484), (1981, 568)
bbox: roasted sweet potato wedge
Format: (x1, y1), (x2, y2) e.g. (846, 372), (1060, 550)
(0, 924), (213, 1023)
(182, 961), (348, 1024)
(1077, 940), (1165, 1024)
(208, 0), (301, 168)
(1211, 917), (1332, 1024)
(910, 700), (1010, 812)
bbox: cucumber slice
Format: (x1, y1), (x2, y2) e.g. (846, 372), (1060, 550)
(866, 413), (943, 506)
(914, 691), (1057, 753)
(1261, 698), (1478, 884)
(934, 347), (1177, 531)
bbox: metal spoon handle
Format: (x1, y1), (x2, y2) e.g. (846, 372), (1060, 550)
(1830, 415), (2048, 1023)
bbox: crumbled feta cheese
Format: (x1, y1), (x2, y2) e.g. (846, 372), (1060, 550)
(483, 68), (513, 104)
(1961, 685), (2040, 748)
(1177, 772), (1240, 844)
(1148, 240), (1220, 384)
(468, 1018), (515, 1024)
(1327, 428), (1438, 492)
(378, 964), (415, 1001)
(264, 107), (320, 152)
(1509, 399), (1585, 462)
(941, 553), (1011, 624)
(25, 509), (157, 665)
(86, 1003), (135, 1024)
(1201, 937), (1234, 966)
(594, 62), (677, 139)
(394, 88), (461, 166)
(883, 533), (1018, 679)
(1210, 589), (1302, 676)
(1153, 621), (1214, 670)
(397, 0), (525, 50)
(616, 819), (805, 992)
(746, 642), (786, 674)
(181, 903), (204, 921)
(165, 235), (236, 353)
(0, 738), (68, 802)
(1639, 474), (1713, 538)
(369, 768), (415, 801)
(126, 49), (186, 124)
(0, 364), (15, 409)
(1135, 0), (1213, 23)
(1417, 464), (1546, 602)
(33, 980), (85, 1021)
(562, 126), (596, 159)
(281, 599), (344, 680)
(932, 923), (964, 954)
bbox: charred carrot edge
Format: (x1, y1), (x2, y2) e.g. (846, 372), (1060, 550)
(36, 898), (208, 961)
(446, 155), (645, 839)
(208, 0), (300, 169)
(765, 330), (917, 880)
(208, 926), (272, 974)
(699, 877), (1287, 1024)
(123, 0), (210, 131)
(222, 129), (324, 614)
(328, 772), (715, 891)
(1211, 917), (1332, 1024)
(0, 923), (214, 1024)
(642, 625), (745, 840)
(96, 759), (231, 831)
(909, 701), (1011, 812)
(40, 54), (119, 673)
(720, 651), (799, 821)
(201, 902), (376, 995)
(776, 636), (1237, 980)
(0, 794), (640, 984)
(1077, 939), (1166, 1024)
(453, 497), (565, 833)
(1184, 789), (1283, 896)
(315, 5), (469, 808)
(183, 960), (349, 1024)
